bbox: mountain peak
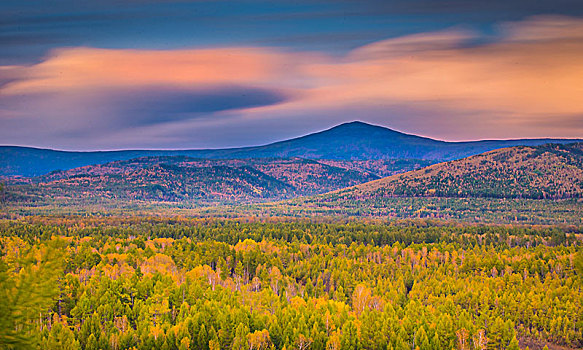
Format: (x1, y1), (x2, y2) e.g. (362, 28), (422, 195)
(2, 120), (582, 177)
(333, 120), (390, 130)
(338, 120), (372, 127)
(322, 121), (407, 137)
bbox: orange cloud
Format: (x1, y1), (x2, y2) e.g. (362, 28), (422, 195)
(2, 47), (324, 94)
(296, 20), (583, 117)
(1, 15), (583, 140)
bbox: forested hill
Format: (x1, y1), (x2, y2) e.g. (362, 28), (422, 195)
(327, 143), (583, 200)
(2, 121), (581, 177)
(6, 157), (379, 205)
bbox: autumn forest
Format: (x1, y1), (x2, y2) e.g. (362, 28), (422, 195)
(3, 0), (583, 347)
(1, 218), (581, 350)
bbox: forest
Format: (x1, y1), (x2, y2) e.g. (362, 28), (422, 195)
(336, 143), (583, 201)
(1, 217), (582, 350)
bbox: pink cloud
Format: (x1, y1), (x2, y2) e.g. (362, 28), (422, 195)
(1, 15), (583, 146)
(2, 47), (322, 94)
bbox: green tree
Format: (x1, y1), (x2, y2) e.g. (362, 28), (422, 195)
(44, 322), (81, 350)
(232, 323), (249, 350)
(0, 242), (63, 348)
(506, 336), (520, 350)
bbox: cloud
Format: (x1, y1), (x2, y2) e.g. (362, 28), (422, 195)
(285, 16), (583, 129)
(500, 15), (583, 41)
(1, 15), (583, 148)
(104, 85), (288, 128)
(1, 47), (320, 94)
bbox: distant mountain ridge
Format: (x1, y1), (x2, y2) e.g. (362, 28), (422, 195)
(2, 121), (581, 177)
(6, 157), (379, 206)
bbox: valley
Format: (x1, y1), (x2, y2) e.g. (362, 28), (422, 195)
(3, 2), (583, 349)
(3, 135), (581, 226)
(1, 122), (582, 350)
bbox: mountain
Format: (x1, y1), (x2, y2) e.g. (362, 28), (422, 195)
(321, 142), (583, 202)
(5, 157), (379, 206)
(2, 121), (581, 177)
(5, 144), (583, 224)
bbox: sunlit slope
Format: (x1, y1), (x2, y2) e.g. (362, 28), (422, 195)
(326, 143), (583, 200)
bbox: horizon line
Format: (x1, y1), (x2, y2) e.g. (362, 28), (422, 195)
(1, 120), (582, 152)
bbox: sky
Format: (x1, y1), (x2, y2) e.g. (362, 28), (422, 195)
(1, 0), (583, 150)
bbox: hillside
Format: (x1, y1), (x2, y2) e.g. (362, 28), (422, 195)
(5, 157), (378, 206)
(4, 143), (583, 224)
(326, 143), (583, 201)
(2, 121), (581, 177)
